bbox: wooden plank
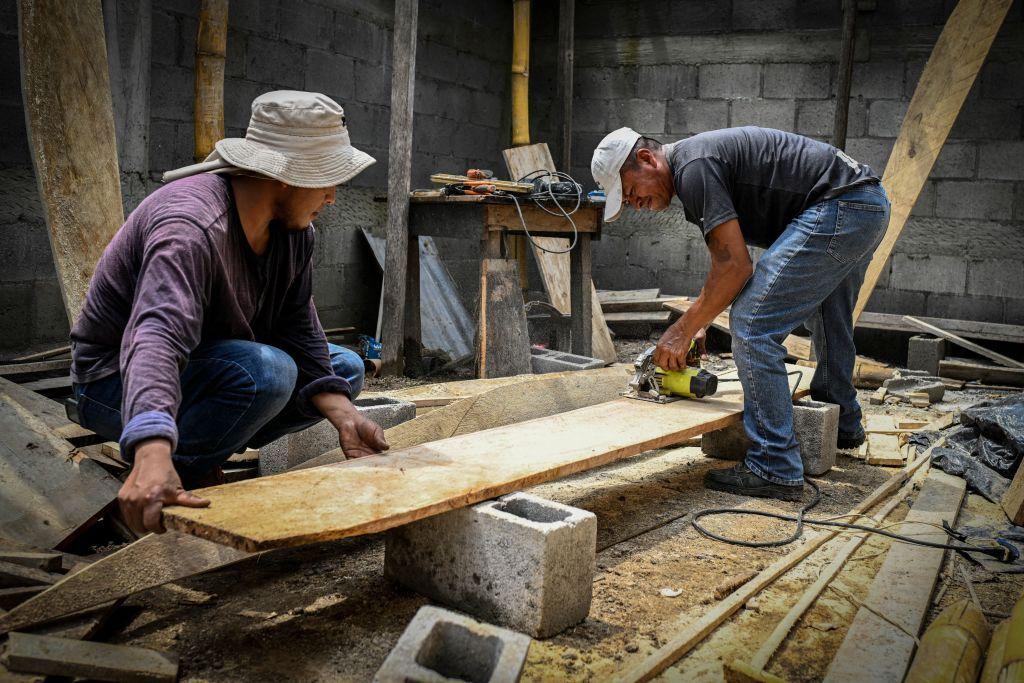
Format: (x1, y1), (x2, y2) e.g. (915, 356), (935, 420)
(831, 0), (857, 149)
(379, 0), (418, 374)
(0, 552), (62, 573)
(1001, 459), (1024, 526)
(163, 367), (812, 551)
(0, 377), (90, 441)
(0, 359), (72, 377)
(0, 586), (46, 610)
(905, 316), (1024, 370)
(598, 289), (662, 304)
(620, 452), (936, 682)
(475, 258), (531, 378)
(193, 0), (227, 161)
(602, 297), (686, 313)
(296, 365), (630, 471)
(4, 632), (178, 682)
(569, 233), (593, 356)
(11, 345), (70, 363)
(824, 470), (967, 682)
(0, 392), (120, 550)
(940, 359), (1024, 386)
(866, 415), (904, 466)
(856, 312), (1024, 345)
(557, 0), (574, 171)
(0, 561), (59, 588)
(853, 0), (1013, 321)
(17, 0), (124, 323)
(502, 143), (617, 363)
(604, 310), (673, 324)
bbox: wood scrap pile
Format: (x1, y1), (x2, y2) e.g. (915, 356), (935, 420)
(598, 289), (686, 336)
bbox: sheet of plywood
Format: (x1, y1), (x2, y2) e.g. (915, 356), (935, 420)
(363, 230), (475, 361)
(853, 0), (1013, 321)
(824, 470), (967, 682)
(162, 366), (811, 551)
(296, 365), (631, 470)
(501, 143), (617, 363)
(0, 392), (120, 550)
(18, 0), (124, 323)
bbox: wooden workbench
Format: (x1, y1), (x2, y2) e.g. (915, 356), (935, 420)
(404, 193), (603, 372)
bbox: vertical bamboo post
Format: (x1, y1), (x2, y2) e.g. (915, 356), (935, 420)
(194, 0), (227, 162)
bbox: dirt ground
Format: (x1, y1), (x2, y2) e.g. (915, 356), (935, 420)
(103, 341), (1024, 682)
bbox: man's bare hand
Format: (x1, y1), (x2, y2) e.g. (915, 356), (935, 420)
(118, 439), (209, 534)
(314, 393), (389, 458)
(654, 321), (695, 372)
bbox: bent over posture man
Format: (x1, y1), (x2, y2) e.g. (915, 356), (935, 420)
(592, 126), (890, 501)
(71, 91), (388, 533)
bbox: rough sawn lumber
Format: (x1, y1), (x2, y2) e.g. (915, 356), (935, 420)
(163, 366), (811, 551)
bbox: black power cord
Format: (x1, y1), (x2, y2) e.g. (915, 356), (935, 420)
(497, 169), (585, 255)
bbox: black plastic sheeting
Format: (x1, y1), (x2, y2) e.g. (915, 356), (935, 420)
(918, 394), (1024, 503)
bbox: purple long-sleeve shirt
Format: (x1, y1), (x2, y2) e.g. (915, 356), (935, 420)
(70, 174), (349, 456)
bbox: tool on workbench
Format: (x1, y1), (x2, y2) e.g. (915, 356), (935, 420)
(623, 343), (719, 403)
(440, 182), (498, 197)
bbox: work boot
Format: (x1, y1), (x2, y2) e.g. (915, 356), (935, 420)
(837, 430), (866, 450)
(704, 462), (804, 502)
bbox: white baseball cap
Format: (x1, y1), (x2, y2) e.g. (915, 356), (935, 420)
(591, 127), (641, 222)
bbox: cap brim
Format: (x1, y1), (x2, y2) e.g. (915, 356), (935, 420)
(603, 177), (624, 222)
(213, 138), (376, 188)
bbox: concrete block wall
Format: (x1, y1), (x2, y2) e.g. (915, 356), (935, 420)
(0, 0), (512, 355)
(531, 0), (1024, 325)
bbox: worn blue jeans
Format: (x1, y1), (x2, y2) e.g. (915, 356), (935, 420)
(730, 183), (890, 486)
(73, 341), (365, 476)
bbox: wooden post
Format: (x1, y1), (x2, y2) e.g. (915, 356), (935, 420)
(570, 233), (592, 356)
(379, 0), (419, 374)
(831, 0), (856, 150)
(556, 0), (574, 171)
(853, 0), (1012, 322)
(194, 0), (227, 162)
(511, 0), (530, 147)
(103, 0), (152, 174)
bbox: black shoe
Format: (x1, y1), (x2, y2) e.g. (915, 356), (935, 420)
(704, 463), (804, 502)
(837, 431), (865, 450)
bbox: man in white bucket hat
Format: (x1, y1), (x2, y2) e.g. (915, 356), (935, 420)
(592, 126), (889, 502)
(70, 91), (386, 534)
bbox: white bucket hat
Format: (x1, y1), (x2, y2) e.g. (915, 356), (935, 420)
(591, 127), (641, 222)
(163, 90), (375, 187)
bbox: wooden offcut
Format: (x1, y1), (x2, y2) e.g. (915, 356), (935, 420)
(1001, 461), (1024, 526)
(853, 0), (1013, 321)
(3, 632), (178, 682)
(823, 470), (967, 682)
(866, 415), (904, 466)
(0, 560), (58, 588)
(476, 258), (531, 378)
(193, 0), (227, 161)
(502, 143), (617, 363)
(17, 0), (124, 323)
(163, 367), (811, 551)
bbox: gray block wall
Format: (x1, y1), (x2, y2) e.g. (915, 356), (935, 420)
(531, 0), (1024, 326)
(0, 0), (512, 355)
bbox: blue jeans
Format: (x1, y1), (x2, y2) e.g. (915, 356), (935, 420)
(730, 183), (890, 486)
(73, 341), (365, 476)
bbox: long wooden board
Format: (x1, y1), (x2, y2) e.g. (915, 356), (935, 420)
(858, 312), (1024, 345)
(853, 0), (1013, 321)
(502, 143), (617, 363)
(163, 366), (811, 551)
(0, 377), (90, 441)
(18, 0), (124, 323)
(940, 359), (1024, 386)
(905, 316), (1024, 369)
(823, 470), (967, 682)
(664, 299), (812, 361)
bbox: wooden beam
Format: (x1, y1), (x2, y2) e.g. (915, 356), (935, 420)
(194, 0), (227, 161)
(853, 0), (1013, 321)
(379, 0), (418, 374)
(475, 258), (531, 378)
(824, 470), (967, 682)
(4, 632), (178, 682)
(557, 0), (574, 171)
(620, 451), (936, 682)
(163, 368), (812, 551)
(856, 312), (1024, 345)
(0, 377), (91, 441)
(18, 0), (124, 323)
(0, 359), (71, 376)
(831, 0), (857, 149)
(598, 289), (662, 303)
(905, 316), (1023, 370)
(940, 359), (1024, 387)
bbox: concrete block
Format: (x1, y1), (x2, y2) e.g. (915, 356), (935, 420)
(951, 99), (1021, 140)
(730, 99), (796, 131)
(850, 60), (904, 99)
(637, 65), (697, 100)
(373, 605), (531, 683)
(529, 346), (604, 374)
(883, 376), (946, 403)
(796, 99), (866, 138)
(384, 493), (597, 638)
(245, 36), (304, 89)
(792, 399), (839, 477)
(304, 49), (355, 99)
(979, 141), (1024, 181)
(665, 98), (730, 136)
(967, 259), (1024, 299)
(763, 63), (830, 99)
(889, 254), (967, 295)
(906, 335), (946, 376)
(698, 63), (761, 99)
(931, 141), (978, 179)
(607, 98), (666, 136)
(935, 181), (1014, 221)
(259, 397), (415, 475)
(702, 400), (839, 476)
(574, 66), (637, 100)
(981, 61), (1023, 100)
(867, 99), (910, 138)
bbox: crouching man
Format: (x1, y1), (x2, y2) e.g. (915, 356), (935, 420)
(591, 126), (890, 501)
(71, 91), (388, 533)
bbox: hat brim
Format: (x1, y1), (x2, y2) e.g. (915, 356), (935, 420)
(603, 176), (624, 222)
(213, 138), (376, 188)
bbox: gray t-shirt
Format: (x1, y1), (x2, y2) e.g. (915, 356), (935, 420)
(667, 127), (880, 248)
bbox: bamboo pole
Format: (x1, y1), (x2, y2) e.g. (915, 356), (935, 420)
(194, 0), (228, 161)
(511, 0), (530, 147)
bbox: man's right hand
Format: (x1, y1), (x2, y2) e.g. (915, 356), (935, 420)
(117, 438), (210, 534)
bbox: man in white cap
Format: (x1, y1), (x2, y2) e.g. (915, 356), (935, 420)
(70, 91), (387, 533)
(592, 126), (890, 501)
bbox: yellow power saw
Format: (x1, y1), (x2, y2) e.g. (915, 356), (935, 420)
(623, 343), (719, 403)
